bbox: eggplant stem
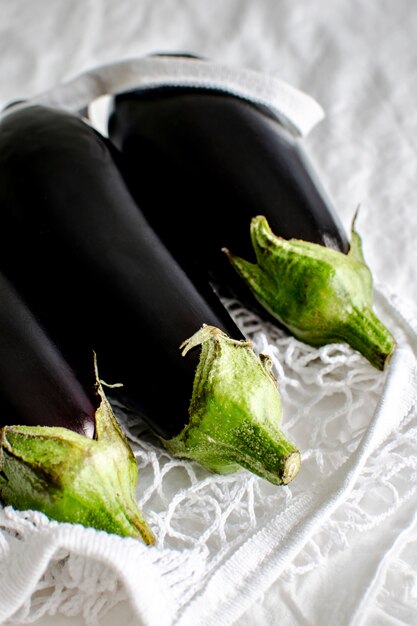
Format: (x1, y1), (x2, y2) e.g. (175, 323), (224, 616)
(165, 325), (300, 485)
(338, 306), (396, 370)
(0, 380), (155, 544)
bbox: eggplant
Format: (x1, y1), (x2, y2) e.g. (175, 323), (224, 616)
(107, 84), (395, 369)
(0, 272), (154, 543)
(0, 103), (300, 485)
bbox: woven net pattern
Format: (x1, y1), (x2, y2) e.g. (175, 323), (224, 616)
(3, 297), (415, 626)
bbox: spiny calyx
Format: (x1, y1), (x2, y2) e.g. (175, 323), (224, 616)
(224, 215), (395, 370)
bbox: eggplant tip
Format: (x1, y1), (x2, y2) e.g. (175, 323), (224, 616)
(282, 450), (301, 484)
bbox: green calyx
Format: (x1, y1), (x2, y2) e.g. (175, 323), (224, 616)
(224, 215), (395, 370)
(163, 325), (300, 485)
(0, 379), (155, 544)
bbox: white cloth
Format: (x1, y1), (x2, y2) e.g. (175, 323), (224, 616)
(1, 2), (417, 625)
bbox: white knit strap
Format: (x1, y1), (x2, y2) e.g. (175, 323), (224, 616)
(32, 56), (324, 136)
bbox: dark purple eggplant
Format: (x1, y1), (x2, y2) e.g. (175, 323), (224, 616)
(107, 85), (395, 369)
(0, 103), (300, 485)
(107, 86), (348, 284)
(0, 274), (95, 437)
(0, 271), (154, 542)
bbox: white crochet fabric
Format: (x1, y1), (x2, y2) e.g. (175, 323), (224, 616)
(1, 59), (417, 626)
(1, 289), (417, 626)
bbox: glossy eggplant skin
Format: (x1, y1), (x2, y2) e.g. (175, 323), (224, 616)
(0, 272), (95, 437)
(0, 103), (244, 440)
(108, 87), (349, 307)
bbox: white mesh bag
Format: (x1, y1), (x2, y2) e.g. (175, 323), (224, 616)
(1, 58), (416, 626)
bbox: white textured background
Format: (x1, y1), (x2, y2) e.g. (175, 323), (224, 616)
(2, 1), (417, 624)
